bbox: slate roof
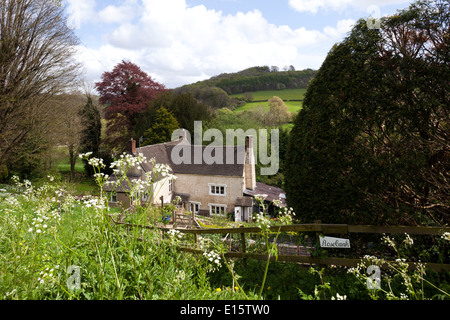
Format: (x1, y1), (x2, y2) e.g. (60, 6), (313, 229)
(138, 139), (246, 177)
(244, 182), (287, 207)
(104, 138), (248, 192)
(235, 196), (254, 207)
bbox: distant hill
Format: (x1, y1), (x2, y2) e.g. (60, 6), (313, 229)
(173, 66), (317, 109)
(175, 66), (317, 95)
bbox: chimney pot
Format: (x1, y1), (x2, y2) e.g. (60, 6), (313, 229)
(245, 135), (253, 150)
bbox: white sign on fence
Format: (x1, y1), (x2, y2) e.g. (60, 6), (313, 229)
(319, 236), (351, 248)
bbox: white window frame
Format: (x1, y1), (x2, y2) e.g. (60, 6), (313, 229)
(169, 179), (173, 192)
(209, 204), (227, 217)
(109, 192), (117, 203)
(208, 183), (227, 196)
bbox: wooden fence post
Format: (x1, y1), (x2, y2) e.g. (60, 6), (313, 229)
(240, 226), (247, 267)
(173, 211), (177, 228)
(314, 220), (322, 244)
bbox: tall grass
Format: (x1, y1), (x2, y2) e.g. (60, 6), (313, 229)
(0, 174), (254, 299)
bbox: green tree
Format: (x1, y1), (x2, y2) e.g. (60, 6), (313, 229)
(285, 0), (449, 225)
(134, 91), (212, 139)
(79, 97), (102, 177)
(170, 92), (213, 133)
(143, 107), (180, 146)
(267, 96), (291, 126)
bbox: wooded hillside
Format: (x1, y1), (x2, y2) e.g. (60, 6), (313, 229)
(173, 66), (316, 109)
(176, 66), (316, 94)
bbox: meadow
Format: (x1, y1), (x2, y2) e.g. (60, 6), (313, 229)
(231, 88), (306, 113)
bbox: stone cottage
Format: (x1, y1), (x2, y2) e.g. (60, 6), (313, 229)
(105, 131), (285, 222)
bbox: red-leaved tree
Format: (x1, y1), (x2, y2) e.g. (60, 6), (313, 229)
(95, 60), (166, 152)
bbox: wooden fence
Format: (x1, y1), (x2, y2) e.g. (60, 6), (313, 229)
(109, 215), (450, 272)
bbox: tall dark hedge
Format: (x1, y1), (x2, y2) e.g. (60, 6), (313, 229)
(79, 97), (102, 177)
(285, 0), (449, 225)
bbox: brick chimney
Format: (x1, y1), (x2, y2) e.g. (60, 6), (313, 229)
(244, 135), (256, 190)
(129, 138), (136, 154)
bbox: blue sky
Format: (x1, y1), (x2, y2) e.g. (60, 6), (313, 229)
(65, 0), (415, 89)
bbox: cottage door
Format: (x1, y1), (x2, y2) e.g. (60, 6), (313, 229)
(246, 207), (253, 222)
(234, 207), (241, 222)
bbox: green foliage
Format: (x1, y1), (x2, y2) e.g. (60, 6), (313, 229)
(285, 0), (450, 225)
(170, 91), (213, 133)
(267, 96), (292, 126)
(79, 97), (102, 177)
(174, 67), (315, 109)
(134, 90), (213, 139)
(7, 133), (49, 180)
(177, 66), (317, 96)
(142, 107), (179, 146)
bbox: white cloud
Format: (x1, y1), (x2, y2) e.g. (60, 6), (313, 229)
(288, 0), (411, 14)
(72, 0), (359, 88)
(98, 3), (137, 24)
(323, 19), (356, 38)
(66, 0), (97, 29)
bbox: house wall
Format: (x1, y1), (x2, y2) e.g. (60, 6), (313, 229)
(151, 176), (173, 205)
(108, 177), (173, 208)
(174, 173), (245, 216)
(109, 192), (130, 208)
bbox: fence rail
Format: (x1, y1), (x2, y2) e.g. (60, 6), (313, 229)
(109, 215), (450, 272)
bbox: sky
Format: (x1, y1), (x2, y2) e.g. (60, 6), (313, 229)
(64, 0), (415, 89)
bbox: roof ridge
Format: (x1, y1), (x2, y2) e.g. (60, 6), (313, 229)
(136, 138), (182, 151)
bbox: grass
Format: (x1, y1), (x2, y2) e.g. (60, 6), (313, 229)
(0, 178), (257, 300)
(230, 88), (307, 101)
(234, 100), (303, 113)
(51, 147), (99, 196)
(232, 88), (305, 114)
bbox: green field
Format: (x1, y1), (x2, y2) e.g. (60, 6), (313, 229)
(52, 146), (98, 195)
(230, 88), (307, 101)
(235, 100), (303, 113)
(231, 88), (306, 113)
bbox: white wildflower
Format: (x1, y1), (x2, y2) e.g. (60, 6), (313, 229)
(403, 234), (414, 246)
(203, 251), (222, 268)
(331, 293), (347, 300)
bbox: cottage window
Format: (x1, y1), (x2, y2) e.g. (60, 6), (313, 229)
(209, 184), (226, 196)
(109, 192), (117, 203)
(210, 204), (226, 217)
